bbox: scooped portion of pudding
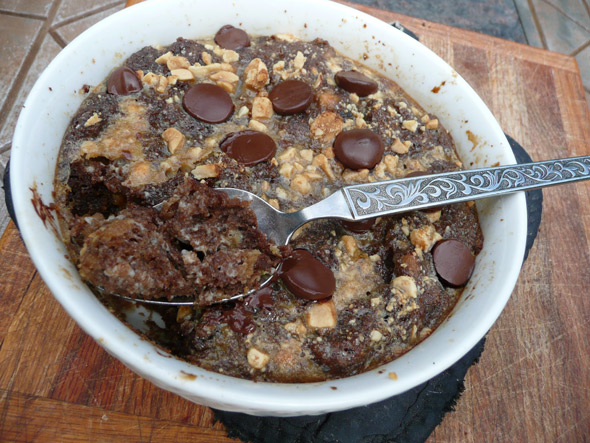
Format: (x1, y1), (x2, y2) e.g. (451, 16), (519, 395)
(77, 179), (285, 304)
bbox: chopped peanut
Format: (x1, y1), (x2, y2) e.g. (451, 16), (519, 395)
(277, 147), (297, 163)
(248, 119), (268, 133)
(383, 155), (399, 173)
(342, 168), (370, 183)
(125, 161), (165, 187)
(275, 33), (300, 42)
(167, 56), (190, 71)
(341, 235), (358, 256)
(391, 276), (417, 303)
(244, 58), (269, 90)
(373, 162), (387, 179)
(161, 128), (186, 154)
(284, 320), (307, 336)
(426, 118), (439, 130)
(306, 300), (337, 329)
(142, 72), (170, 93)
(391, 138), (408, 154)
(251, 97), (273, 120)
(279, 163), (295, 179)
(217, 82), (233, 94)
(155, 77), (168, 93)
(310, 112), (343, 143)
(84, 112), (101, 127)
(317, 92), (340, 111)
(304, 168), (323, 181)
(272, 60), (285, 72)
(410, 225), (442, 252)
(237, 105), (249, 118)
(188, 62), (234, 79)
(402, 119), (418, 132)
(267, 198), (280, 210)
(290, 174), (312, 194)
(155, 51), (173, 64)
(299, 149), (314, 164)
(247, 347), (270, 369)
(209, 70), (239, 84)
(191, 163), (220, 179)
(222, 49), (239, 63)
(370, 330), (383, 342)
(170, 68), (193, 81)
(293, 51), (306, 70)
(201, 51), (212, 65)
(142, 72), (159, 85)
(426, 210), (442, 223)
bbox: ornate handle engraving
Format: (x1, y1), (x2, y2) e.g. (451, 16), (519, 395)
(342, 157), (590, 218)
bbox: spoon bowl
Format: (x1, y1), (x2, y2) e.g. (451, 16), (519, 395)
(221, 188), (302, 247)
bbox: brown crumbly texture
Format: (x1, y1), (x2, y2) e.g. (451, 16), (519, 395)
(54, 34), (483, 382)
(74, 180), (283, 304)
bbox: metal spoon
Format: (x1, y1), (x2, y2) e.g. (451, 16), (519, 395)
(113, 155), (590, 306)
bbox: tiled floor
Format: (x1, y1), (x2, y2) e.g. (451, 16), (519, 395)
(1, 0), (590, 234)
(0, 0), (126, 231)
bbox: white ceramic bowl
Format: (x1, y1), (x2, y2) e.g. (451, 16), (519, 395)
(10, 0), (527, 416)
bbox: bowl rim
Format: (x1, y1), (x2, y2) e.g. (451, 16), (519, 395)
(10, 0), (527, 416)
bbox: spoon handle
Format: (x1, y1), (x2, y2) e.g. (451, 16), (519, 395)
(339, 156), (590, 219)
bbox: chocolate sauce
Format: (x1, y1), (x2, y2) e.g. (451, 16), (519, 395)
(224, 286), (274, 334)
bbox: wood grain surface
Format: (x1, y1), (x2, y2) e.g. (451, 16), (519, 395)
(1, 1), (589, 441)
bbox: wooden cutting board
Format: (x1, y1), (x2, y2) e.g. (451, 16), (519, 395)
(2, 1), (589, 441)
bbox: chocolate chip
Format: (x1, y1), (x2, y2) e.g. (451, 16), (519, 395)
(432, 239), (475, 287)
(279, 249), (335, 300)
(269, 80), (313, 115)
(341, 218), (375, 233)
(183, 83), (234, 123)
(214, 25), (250, 50)
(335, 70), (378, 97)
(220, 130), (276, 166)
(244, 286), (274, 312)
(106, 67), (142, 96)
(333, 128), (384, 170)
(223, 303), (256, 334)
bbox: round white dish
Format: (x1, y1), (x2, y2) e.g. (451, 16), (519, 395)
(10, 0), (527, 416)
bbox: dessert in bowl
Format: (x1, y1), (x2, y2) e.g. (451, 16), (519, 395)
(10, 0), (527, 415)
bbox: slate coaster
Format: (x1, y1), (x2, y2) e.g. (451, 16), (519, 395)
(212, 135), (542, 443)
(2, 160), (17, 231)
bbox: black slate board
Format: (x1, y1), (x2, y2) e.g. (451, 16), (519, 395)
(2, 160), (17, 231)
(212, 135), (542, 443)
